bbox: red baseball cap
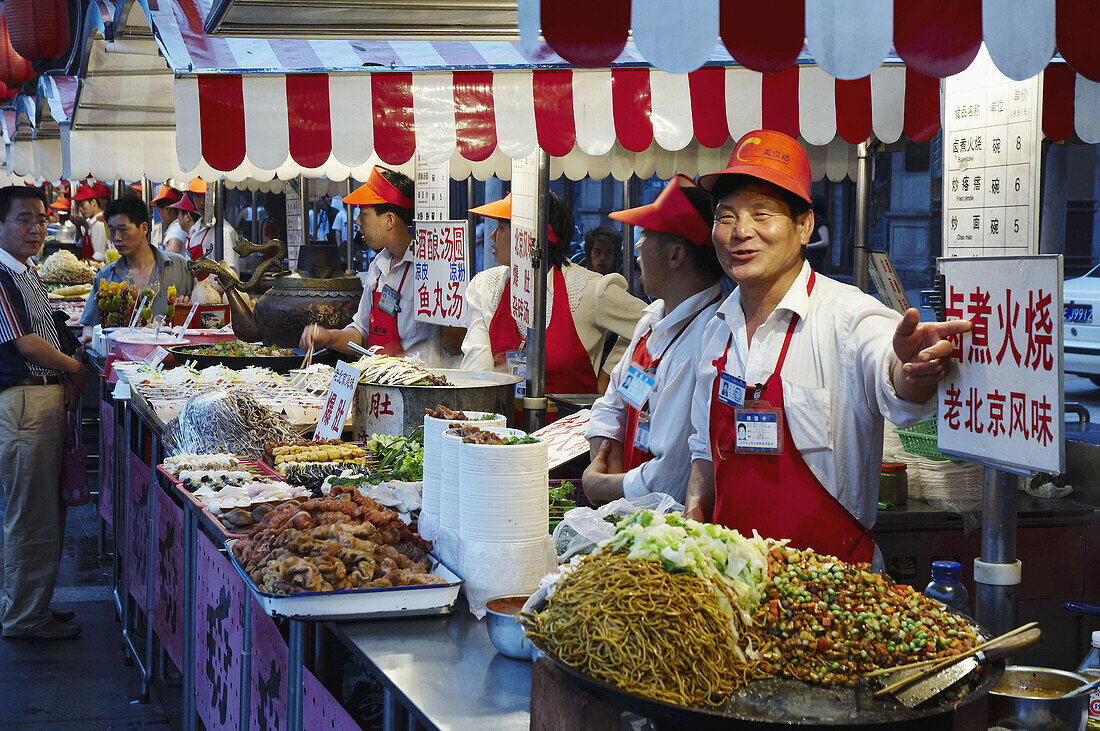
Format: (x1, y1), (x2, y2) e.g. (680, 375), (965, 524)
(610, 174), (712, 247)
(169, 192), (198, 213)
(71, 185), (98, 202)
(151, 184), (181, 206)
(91, 182), (112, 199)
(699, 129), (812, 205)
(469, 194), (510, 222)
(344, 167), (413, 208)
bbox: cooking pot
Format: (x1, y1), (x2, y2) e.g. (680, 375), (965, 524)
(988, 666), (1089, 731)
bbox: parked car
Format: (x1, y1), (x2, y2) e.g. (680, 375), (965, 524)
(1064, 264), (1100, 386)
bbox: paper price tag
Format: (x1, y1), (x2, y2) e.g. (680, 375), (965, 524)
(313, 360), (359, 440)
(143, 346), (170, 368)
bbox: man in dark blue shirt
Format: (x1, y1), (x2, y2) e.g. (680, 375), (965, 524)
(0, 186), (86, 640)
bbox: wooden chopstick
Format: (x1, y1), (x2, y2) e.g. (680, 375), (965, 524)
(874, 621), (1039, 696)
(865, 620), (1039, 678)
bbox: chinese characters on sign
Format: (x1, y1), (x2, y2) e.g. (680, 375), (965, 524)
(510, 152), (539, 331)
(414, 154), (449, 222)
(943, 46), (1039, 258)
(314, 360), (360, 441)
(937, 256), (1063, 474)
(413, 221), (470, 326)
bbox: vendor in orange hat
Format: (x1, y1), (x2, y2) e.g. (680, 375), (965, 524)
(168, 192), (210, 261)
(71, 184), (110, 262)
(299, 166), (427, 357)
(150, 184), (186, 252)
(48, 196), (68, 225)
(460, 191), (644, 393)
(683, 130), (972, 565)
(583, 175), (724, 505)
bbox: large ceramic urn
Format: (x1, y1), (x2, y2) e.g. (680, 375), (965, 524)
(252, 273), (363, 347)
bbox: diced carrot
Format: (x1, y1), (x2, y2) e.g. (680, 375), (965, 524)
(816, 638), (831, 651)
(769, 600), (779, 617)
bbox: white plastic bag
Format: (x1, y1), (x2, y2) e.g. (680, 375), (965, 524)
(551, 492), (684, 562)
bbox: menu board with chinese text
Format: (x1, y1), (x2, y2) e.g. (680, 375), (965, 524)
(510, 152), (539, 331)
(413, 220), (470, 326)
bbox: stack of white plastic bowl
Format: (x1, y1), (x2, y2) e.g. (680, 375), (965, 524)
(434, 428), (466, 571)
(457, 426), (556, 618)
(420, 410), (506, 549)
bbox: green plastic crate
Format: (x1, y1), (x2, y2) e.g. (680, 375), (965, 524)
(894, 418), (949, 461)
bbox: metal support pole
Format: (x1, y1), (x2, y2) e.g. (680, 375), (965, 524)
(975, 468), (1020, 637)
(251, 189), (259, 249)
(214, 182), (225, 262)
(301, 177), (310, 246)
(467, 176), (477, 273)
(287, 619), (306, 731)
(621, 177), (635, 295)
(345, 179), (355, 274)
(853, 141), (872, 293)
(523, 152), (551, 433)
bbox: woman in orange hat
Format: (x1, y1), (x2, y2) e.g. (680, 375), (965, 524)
(300, 167), (428, 358)
(71, 185), (110, 262)
(460, 191), (645, 394)
(150, 185), (185, 253)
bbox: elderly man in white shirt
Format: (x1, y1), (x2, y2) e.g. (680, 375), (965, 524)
(583, 175), (724, 505)
(684, 130), (971, 565)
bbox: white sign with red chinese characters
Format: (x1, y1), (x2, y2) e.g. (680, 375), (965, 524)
(943, 45), (1040, 258)
(413, 220), (470, 326)
(414, 154), (449, 222)
(313, 360), (360, 441)
(869, 251), (911, 315)
(531, 409), (592, 469)
(937, 255), (1063, 474)
(510, 152), (539, 332)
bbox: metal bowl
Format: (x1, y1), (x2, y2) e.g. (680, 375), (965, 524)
(989, 666), (1089, 731)
(484, 595), (534, 661)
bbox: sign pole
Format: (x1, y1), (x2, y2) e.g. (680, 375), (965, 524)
(975, 467), (1020, 637)
(853, 140), (872, 293)
(524, 151), (551, 432)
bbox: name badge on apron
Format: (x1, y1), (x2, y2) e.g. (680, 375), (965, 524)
(378, 284), (401, 317)
(717, 372), (746, 408)
(507, 349), (526, 398)
(633, 410), (652, 453)
(734, 405), (784, 455)
(617, 363), (656, 411)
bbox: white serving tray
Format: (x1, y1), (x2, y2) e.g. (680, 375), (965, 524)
(227, 540), (462, 620)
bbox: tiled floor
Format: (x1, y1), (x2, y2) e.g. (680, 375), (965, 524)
(0, 498), (183, 729)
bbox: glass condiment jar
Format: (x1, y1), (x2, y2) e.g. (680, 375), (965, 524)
(879, 462), (908, 506)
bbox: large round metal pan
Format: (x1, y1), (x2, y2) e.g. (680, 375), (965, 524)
(168, 344), (310, 373)
(522, 588), (1002, 729)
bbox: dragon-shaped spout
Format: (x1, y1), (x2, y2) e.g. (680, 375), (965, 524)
(186, 241), (286, 343)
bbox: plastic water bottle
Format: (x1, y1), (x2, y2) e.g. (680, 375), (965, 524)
(923, 560), (970, 615)
(1078, 630), (1100, 730)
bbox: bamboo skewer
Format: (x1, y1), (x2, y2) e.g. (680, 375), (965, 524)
(865, 620), (1038, 679)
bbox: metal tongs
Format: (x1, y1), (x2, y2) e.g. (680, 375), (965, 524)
(869, 622), (1042, 708)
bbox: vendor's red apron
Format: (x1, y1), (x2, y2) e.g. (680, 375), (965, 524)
(188, 227), (213, 281)
(622, 295), (721, 470)
(488, 267), (598, 394)
(708, 271), (874, 564)
(367, 262), (410, 355)
(80, 214), (103, 261)
(487, 279), (524, 368)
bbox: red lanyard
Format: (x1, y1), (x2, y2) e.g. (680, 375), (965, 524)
(640, 293), (723, 368)
(377, 260), (411, 296)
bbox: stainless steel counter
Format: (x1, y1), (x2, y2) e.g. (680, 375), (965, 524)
(332, 605), (531, 731)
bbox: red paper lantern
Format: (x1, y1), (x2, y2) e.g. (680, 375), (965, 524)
(0, 11), (33, 88)
(5, 0), (70, 61)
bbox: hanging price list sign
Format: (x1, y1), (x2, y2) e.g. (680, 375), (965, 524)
(510, 152), (539, 331)
(943, 46), (1040, 258)
(413, 220), (470, 326)
(937, 255), (1063, 474)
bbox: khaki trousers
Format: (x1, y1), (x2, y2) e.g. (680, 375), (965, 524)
(0, 384), (65, 635)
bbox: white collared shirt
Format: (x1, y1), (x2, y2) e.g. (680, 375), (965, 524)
(352, 244), (430, 358)
(587, 284), (723, 503)
(687, 261), (932, 529)
(0, 245), (29, 273)
(88, 212), (109, 262)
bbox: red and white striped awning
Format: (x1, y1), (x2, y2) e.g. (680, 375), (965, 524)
(519, 0), (1100, 82)
(175, 64), (940, 181)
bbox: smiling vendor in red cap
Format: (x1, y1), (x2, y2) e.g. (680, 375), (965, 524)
(300, 166), (426, 357)
(582, 175), (724, 505)
(684, 130), (972, 566)
(459, 192), (644, 394)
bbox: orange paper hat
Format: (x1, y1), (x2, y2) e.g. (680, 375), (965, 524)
(188, 178), (207, 195)
(610, 174), (713, 246)
(469, 194), (511, 222)
(344, 167), (413, 208)
(151, 184), (181, 206)
(699, 129), (812, 204)
(50, 197), (69, 211)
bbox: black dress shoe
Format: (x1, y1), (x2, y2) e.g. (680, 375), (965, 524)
(49, 608), (75, 623)
(4, 618), (82, 640)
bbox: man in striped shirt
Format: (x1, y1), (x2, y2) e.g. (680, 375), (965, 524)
(0, 186), (86, 640)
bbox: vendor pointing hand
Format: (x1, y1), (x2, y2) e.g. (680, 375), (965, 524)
(684, 130), (971, 566)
